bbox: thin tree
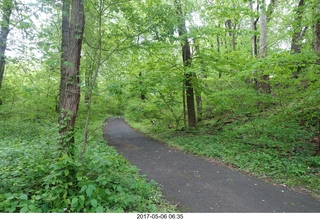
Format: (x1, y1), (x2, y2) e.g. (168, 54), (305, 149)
(0, 0), (13, 89)
(249, 1), (259, 57)
(314, 0), (320, 63)
(314, 0), (320, 156)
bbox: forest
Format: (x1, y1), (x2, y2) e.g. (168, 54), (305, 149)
(0, 0), (319, 213)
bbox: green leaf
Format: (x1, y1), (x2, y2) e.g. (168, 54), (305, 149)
(96, 206), (104, 213)
(64, 169), (69, 176)
(91, 199), (98, 208)
(86, 188), (93, 198)
(20, 206), (29, 213)
(80, 185), (87, 193)
(71, 197), (78, 207)
(19, 194), (28, 200)
(88, 184), (96, 191)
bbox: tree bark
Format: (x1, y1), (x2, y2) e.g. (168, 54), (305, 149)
(249, 1), (259, 57)
(0, 0), (13, 89)
(291, 0), (306, 54)
(175, 0), (196, 127)
(314, 0), (320, 62)
(58, 0), (70, 113)
(259, 0), (271, 94)
(58, 0), (85, 153)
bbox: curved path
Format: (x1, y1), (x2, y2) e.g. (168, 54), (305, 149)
(103, 117), (320, 212)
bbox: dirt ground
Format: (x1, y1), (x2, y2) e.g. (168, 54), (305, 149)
(103, 116), (320, 213)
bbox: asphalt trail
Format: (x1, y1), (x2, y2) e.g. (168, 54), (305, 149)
(103, 117), (320, 212)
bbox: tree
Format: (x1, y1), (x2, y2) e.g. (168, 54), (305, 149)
(249, 1), (259, 57)
(290, 0), (307, 78)
(58, 0), (85, 153)
(58, 0), (70, 114)
(258, 0), (271, 94)
(314, 0), (320, 63)
(175, 0), (197, 127)
(0, 0), (13, 88)
(291, 0), (306, 54)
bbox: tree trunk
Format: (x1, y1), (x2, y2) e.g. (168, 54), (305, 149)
(58, 0), (85, 153)
(259, 0), (271, 94)
(291, 0), (306, 54)
(58, 0), (71, 114)
(313, 1), (320, 156)
(249, 1), (258, 57)
(0, 0), (13, 89)
(260, 2), (267, 58)
(194, 40), (205, 122)
(291, 0), (307, 78)
(175, 0), (197, 127)
(183, 40), (197, 127)
(314, 0), (320, 63)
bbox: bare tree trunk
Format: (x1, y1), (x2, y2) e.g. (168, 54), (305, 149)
(0, 0), (13, 89)
(182, 82), (187, 128)
(175, 0), (197, 128)
(194, 39), (205, 122)
(260, 3), (267, 58)
(183, 40), (197, 127)
(259, 0), (271, 94)
(58, 0), (70, 113)
(314, 0), (320, 63)
(313, 1), (320, 156)
(58, 0), (85, 154)
(291, 0), (306, 54)
(249, 1), (259, 57)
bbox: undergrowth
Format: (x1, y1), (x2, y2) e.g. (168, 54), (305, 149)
(0, 118), (175, 213)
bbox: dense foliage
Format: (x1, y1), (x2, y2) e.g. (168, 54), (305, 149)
(0, 0), (319, 212)
(0, 91), (175, 212)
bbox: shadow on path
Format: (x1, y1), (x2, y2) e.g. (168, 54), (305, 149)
(103, 117), (320, 212)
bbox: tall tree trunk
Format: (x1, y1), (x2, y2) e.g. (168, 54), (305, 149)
(313, 0), (320, 156)
(259, 0), (271, 94)
(175, 0), (196, 127)
(183, 40), (197, 127)
(58, 0), (85, 153)
(260, 2), (267, 58)
(249, 1), (259, 57)
(291, 0), (306, 54)
(194, 39), (205, 122)
(58, 0), (70, 114)
(314, 0), (320, 63)
(291, 0), (307, 78)
(0, 0), (13, 89)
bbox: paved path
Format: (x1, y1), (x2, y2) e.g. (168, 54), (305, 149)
(103, 117), (320, 212)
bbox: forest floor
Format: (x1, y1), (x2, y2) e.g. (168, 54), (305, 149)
(103, 116), (320, 213)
